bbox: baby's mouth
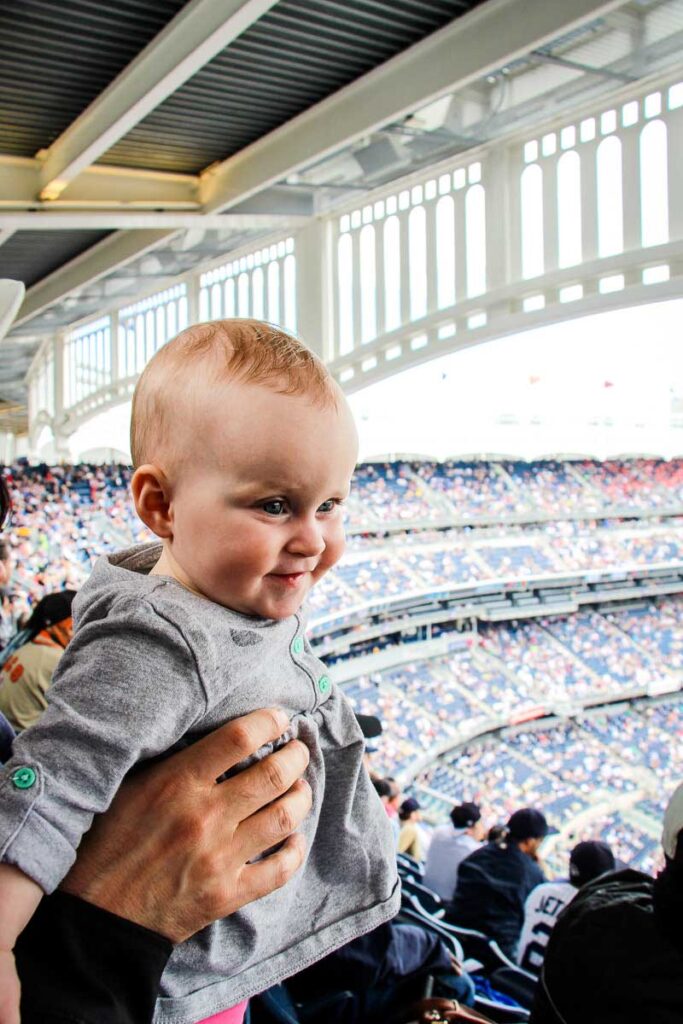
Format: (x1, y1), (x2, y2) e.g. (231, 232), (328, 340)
(268, 571), (307, 588)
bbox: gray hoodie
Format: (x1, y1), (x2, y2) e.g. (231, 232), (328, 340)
(0, 544), (400, 1023)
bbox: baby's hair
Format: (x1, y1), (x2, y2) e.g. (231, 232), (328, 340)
(130, 319), (335, 468)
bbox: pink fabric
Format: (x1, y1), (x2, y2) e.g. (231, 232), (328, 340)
(195, 1000), (248, 1024)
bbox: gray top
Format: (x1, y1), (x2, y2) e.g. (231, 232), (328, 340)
(0, 544), (400, 1023)
(423, 823), (482, 903)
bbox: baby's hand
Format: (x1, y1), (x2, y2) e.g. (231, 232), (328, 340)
(0, 949), (21, 1024)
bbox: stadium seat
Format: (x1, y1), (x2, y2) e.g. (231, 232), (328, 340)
(400, 875), (446, 917)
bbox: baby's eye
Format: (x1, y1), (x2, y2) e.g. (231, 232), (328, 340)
(317, 498), (340, 514)
(261, 499), (287, 516)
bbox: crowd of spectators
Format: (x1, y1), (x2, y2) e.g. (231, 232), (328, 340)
(345, 457), (683, 528)
(2, 461), (683, 631)
(409, 698), (682, 877)
(2, 456), (683, 1022)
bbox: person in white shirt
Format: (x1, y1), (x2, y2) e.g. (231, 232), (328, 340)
(517, 839), (615, 976)
(423, 802), (485, 903)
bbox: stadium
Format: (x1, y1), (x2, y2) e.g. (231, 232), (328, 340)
(1, 1), (682, 1022)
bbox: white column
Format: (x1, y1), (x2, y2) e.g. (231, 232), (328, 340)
(295, 218), (329, 361)
(620, 126), (641, 252)
(580, 140), (599, 262)
(110, 310), (120, 382)
(667, 107), (683, 241)
(484, 147), (513, 291)
(542, 155), (559, 275)
(52, 333), (71, 462)
(186, 272), (201, 326)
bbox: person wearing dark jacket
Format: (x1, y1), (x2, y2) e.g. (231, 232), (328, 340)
(288, 919), (476, 1021)
(447, 808), (554, 958)
(531, 782), (683, 1024)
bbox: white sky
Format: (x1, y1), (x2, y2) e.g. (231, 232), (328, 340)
(349, 298), (683, 461)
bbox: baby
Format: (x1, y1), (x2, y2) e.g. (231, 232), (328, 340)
(0, 320), (400, 1024)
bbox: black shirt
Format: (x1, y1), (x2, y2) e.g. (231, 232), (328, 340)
(447, 841), (545, 957)
(15, 890), (172, 1024)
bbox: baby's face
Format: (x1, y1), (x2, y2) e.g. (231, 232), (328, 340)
(166, 380), (358, 619)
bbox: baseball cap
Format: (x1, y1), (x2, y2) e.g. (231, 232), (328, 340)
(569, 840), (615, 886)
(662, 780), (683, 861)
(26, 590), (76, 632)
(400, 797), (421, 815)
(451, 802), (481, 829)
(355, 713), (383, 740)
(507, 808), (558, 841)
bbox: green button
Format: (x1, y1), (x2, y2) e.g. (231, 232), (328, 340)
(291, 636), (304, 655)
(11, 766), (36, 790)
(318, 675), (331, 695)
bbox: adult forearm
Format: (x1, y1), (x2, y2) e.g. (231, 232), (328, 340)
(16, 891), (172, 1024)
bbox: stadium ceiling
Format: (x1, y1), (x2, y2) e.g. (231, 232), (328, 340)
(1, 0), (683, 426)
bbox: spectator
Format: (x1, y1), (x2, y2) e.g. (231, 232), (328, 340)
(447, 808), (555, 958)
(517, 840), (615, 975)
(0, 590), (76, 731)
(372, 777), (400, 848)
(423, 802), (485, 902)
(488, 824), (508, 845)
(289, 918), (476, 1020)
(0, 540), (13, 649)
(531, 783), (683, 1023)
(398, 797), (423, 860)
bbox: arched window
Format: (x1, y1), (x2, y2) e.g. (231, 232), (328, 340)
(557, 151), (582, 268)
(135, 314), (145, 372)
(597, 136), (623, 257)
(238, 273), (250, 317)
(166, 300), (177, 341)
(284, 254), (296, 333)
(640, 120), (668, 247)
(252, 267), (265, 319)
(145, 310), (155, 361)
(465, 184), (486, 296)
(210, 282), (222, 318)
(224, 278), (236, 319)
(409, 205), (427, 320)
(198, 287), (210, 321)
(155, 305), (165, 352)
(436, 195), (456, 308)
(359, 224), (377, 342)
(521, 164), (544, 278)
(177, 295), (189, 331)
(338, 233), (354, 354)
(383, 216), (401, 332)
(267, 262), (279, 324)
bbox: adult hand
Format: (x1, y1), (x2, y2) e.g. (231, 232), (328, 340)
(61, 708), (311, 942)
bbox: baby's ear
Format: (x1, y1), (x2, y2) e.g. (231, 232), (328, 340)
(131, 464), (173, 538)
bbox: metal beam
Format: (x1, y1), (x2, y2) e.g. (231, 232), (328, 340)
(0, 156), (199, 209)
(530, 50), (637, 83)
(38, 0), (279, 200)
(14, 230), (174, 326)
(200, 0), (627, 212)
(0, 211), (305, 231)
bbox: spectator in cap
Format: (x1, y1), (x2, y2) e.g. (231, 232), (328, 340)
(531, 782), (683, 1024)
(517, 840), (615, 976)
(398, 797), (423, 860)
(423, 802), (485, 902)
(0, 539), (14, 650)
(372, 778), (400, 847)
(447, 807), (556, 958)
(0, 590), (76, 731)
